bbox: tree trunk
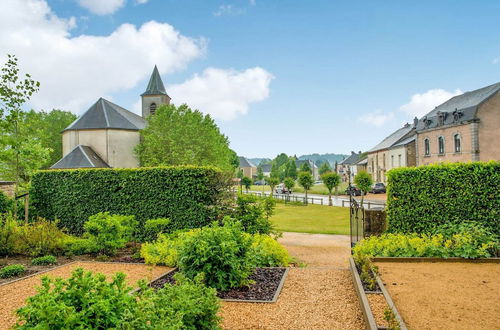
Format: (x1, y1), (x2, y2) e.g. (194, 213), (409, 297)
(305, 189), (308, 205)
(328, 191), (332, 206)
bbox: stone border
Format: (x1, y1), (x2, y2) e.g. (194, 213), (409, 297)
(0, 261), (78, 287)
(348, 257), (378, 330)
(375, 275), (407, 330)
(372, 257), (500, 263)
(129, 267), (177, 295)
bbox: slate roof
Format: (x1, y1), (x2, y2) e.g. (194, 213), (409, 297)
(369, 124), (415, 153)
(416, 82), (500, 131)
(261, 164), (272, 172)
(295, 159), (318, 169)
(356, 158), (368, 165)
(338, 152), (362, 165)
(239, 157), (256, 168)
(390, 134), (416, 149)
(50, 145), (110, 169)
(64, 98), (146, 131)
(141, 65), (168, 96)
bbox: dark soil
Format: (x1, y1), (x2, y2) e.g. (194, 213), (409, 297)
(149, 268), (287, 302)
(355, 264), (381, 292)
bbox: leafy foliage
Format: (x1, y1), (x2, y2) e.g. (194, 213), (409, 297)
(283, 177), (295, 192)
(387, 162), (500, 235)
(140, 218), (171, 242)
(298, 171), (314, 202)
(241, 176), (252, 192)
(30, 166), (229, 235)
(140, 231), (189, 266)
(232, 195), (275, 235)
(321, 172), (341, 206)
(250, 233), (291, 267)
(299, 161), (312, 174)
(178, 221), (255, 290)
(354, 170), (373, 206)
(266, 177), (279, 196)
(0, 213), (20, 255)
(318, 162), (332, 175)
(31, 255), (57, 266)
(136, 104), (237, 172)
(83, 212), (137, 256)
(0, 191), (14, 213)
(62, 236), (98, 256)
(0, 264), (25, 278)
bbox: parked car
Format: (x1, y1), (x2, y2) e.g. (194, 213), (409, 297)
(314, 180), (323, 185)
(345, 185), (366, 196)
(254, 180), (266, 186)
(370, 182), (386, 194)
(275, 183), (291, 194)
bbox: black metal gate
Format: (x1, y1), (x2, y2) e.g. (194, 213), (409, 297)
(349, 197), (364, 249)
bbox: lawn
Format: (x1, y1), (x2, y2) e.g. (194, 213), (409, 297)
(250, 182), (349, 195)
(270, 203), (349, 235)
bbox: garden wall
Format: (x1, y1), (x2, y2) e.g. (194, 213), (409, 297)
(386, 161), (500, 235)
(30, 166), (229, 235)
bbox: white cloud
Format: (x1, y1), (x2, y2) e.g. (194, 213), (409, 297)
(77, 0), (125, 15)
(358, 110), (394, 127)
(213, 4), (245, 17)
(0, 0), (206, 113)
(168, 67), (274, 120)
(400, 88), (462, 118)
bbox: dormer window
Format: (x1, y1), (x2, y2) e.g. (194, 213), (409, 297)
(437, 111), (446, 126)
(423, 116), (432, 128)
(149, 103), (157, 115)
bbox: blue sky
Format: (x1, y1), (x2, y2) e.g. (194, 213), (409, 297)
(1, 0), (499, 158)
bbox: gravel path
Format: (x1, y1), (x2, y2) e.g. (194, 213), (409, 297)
(220, 233), (365, 329)
(0, 262), (170, 329)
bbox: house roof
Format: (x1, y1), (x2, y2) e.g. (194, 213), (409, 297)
(356, 158), (368, 165)
(369, 124), (415, 153)
(416, 82), (500, 131)
(338, 152), (362, 165)
(50, 145), (110, 169)
(390, 134), (416, 149)
(239, 157), (256, 168)
(141, 65), (168, 96)
(64, 98), (146, 131)
(261, 164), (272, 172)
(295, 159), (318, 169)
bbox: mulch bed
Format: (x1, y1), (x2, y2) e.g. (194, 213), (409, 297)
(149, 267), (287, 302)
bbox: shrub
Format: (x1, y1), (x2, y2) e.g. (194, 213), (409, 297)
(17, 218), (66, 257)
(250, 233), (291, 267)
(387, 161), (500, 235)
(233, 195), (275, 235)
(140, 230), (190, 266)
(62, 236), (98, 256)
(0, 214), (21, 256)
(83, 212), (137, 256)
(30, 166), (230, 235)
(31, 255), (57, 266)
(0, 264), (25, 278)
(140, 218), (172, 242)
(178, 221), (255, 290)
(0, 191), (14, 214)
(15, 268), (221, 329)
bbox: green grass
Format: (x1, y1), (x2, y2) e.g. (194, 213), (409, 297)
(250, 182), (349, 196)
(270, 203), (349, 235)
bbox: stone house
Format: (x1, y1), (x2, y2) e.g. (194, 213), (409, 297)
(296, 159), (319, 180)
(238, 157), (257, 178)
(51, 66), (170, 169)
(415, 82), (500, 165)
(336, 151), (363, 182)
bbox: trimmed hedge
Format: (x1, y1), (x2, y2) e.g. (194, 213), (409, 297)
(386, 161), (500, 235)
(30, 166), (229, 235)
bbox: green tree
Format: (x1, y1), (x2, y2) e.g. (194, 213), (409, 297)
(270, 153), (288, 180)
(318, 162), (332, 176)
(354, 170), (373, 207)
(241, 176), (252, 193)
(300, 161), (312, 174)
(136, 104), (236, 172)
(266, 177), (279, 197)
(236, 169), (244, 193)
(284, 159), (298, 180)
(256, 165), (265, 192)
(298, 171), (314, 204)
(0, 55), (46, 191)
(283, 177), (295, 193)
(321, 172), (341, 206)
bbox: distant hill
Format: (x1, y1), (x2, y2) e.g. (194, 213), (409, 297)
(248, 158), (272, 166)
(298, 153), (348, 166)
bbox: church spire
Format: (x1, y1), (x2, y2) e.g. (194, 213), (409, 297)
(141, 65), (168, 96)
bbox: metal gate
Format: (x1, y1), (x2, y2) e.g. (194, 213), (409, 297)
(349, 197), (364, 249)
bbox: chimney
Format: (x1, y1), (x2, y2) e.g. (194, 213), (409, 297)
(351, 151), (355, 155)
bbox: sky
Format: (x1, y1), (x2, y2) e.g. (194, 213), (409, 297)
(0, 0), (499, 158)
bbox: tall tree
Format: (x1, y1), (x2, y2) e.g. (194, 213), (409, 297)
(136, 104), (237, 172)
(256, 165), (265, 192)
(266, 177), (279, 197)
(0, 55), (46, 191)
(300, 161), (312, 174)
(241, 176), (252, 193)
(284, 158), (298, 180)
(298, 171), (314, 204)
(283, 177), (295, 193)
(318, 161), (332, 176)
(321, 172), (341, 206)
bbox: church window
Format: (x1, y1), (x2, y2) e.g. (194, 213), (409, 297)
(150, 103), (157, 115)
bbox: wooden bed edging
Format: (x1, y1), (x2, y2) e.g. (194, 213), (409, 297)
(375, 276), (407, 330)
(348, 257), (378, 330)
(371, 257), (500, 263)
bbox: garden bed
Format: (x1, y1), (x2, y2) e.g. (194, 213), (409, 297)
(147, 267), (289, 303)
(375, 260), (500, 329)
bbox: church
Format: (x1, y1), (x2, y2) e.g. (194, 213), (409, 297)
(51, 66), (170, 169)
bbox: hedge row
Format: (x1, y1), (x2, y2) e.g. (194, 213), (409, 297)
(30, 166), (229, 235)
(386, 161), (500, 236)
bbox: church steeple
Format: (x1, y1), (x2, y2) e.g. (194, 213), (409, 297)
(141, 65), (171, 118)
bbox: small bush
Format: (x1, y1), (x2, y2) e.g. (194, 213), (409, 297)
(62, 236), (98, 256)
(0, 264), (26, 278)
(232, 195), (275, 235)
(250, 233), (291, 267)
(140, 230), (189, 267)
(15, 268), (221, 329)
(178, 221), (255, 290)
(31, 255), (57, 266)
(0, 191), (14, 214)
(17, 218), (66, 257)
(141, 218), (171, 242)
(83, 212), (137, 256)
(0, 214), (21, 256)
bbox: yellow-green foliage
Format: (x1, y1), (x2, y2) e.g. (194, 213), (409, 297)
(140, 231), (194, 266)
(250, 233), (291, 267)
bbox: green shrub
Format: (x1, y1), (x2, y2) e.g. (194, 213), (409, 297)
(232, 195), (275, 235)
(83, 212), (137, 256)
(141, 218), (172, 242)
(387, 161), (500, 235)
(30, 166), (229, 235)
(0, 191), (14, 214)
(250, 233), (291, 267)
(0, 214), (21, 256)
(15, 268), (221, 329)
(0, 264), (25, 278)
(17, 218), (67, 257)
(178, 221), (255, 290)
(140, 230), (190, 266)
(62, 236), (98, 256)
(31, 255), (57, 266)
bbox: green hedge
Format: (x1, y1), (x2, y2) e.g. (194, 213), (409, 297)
(386, 161), (500, 235)
(30, 166), (229, 235)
